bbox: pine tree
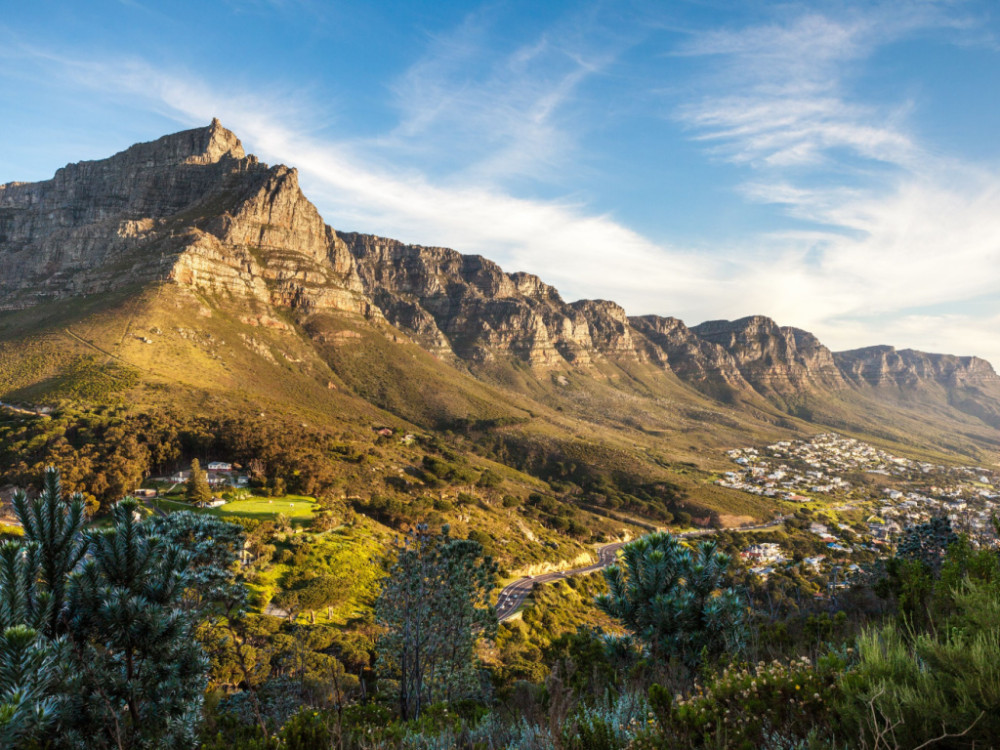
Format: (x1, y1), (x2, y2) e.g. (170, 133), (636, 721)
(10, 466), (87, 636)
(145, 511), (245, 610)
(0, 624), (67, 746)
(596, 532), (746, 668)
(0, 470), (241, 749)
(60, 497), (209, 749)
(186, 459), (212, 505)
(896, 515), (958, 573)
(375, 525), (496, 719)
(0, 541), (68, 746)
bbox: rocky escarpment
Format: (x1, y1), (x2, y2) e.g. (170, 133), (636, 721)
(5, 120), (999, 431)
(690, 316), (847, 396)
(834, 346), (1000, 388)
(0, 119), (370, 315)
(629, 315), (752, 395)
(834, 345), (1000, 429)
(344, 233), (643, 367)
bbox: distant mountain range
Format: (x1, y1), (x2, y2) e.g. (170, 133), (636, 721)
(2, 120), (998, 511)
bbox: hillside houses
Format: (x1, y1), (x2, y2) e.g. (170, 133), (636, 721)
(740, 542), (784, 565)
(720, 433), (999, 548)
(165, 463), (249, 488)
(723, 434), (1000, 584)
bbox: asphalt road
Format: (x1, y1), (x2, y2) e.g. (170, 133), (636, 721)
(494, 515), (791, 621)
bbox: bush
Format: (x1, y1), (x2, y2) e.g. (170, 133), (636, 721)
(840, 579), (1000, 748)
(655, 651), (847, 749)
(561, 691), (651, 750)
(477, 469), (502, 489)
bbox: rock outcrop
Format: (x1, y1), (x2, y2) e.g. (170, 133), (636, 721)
(629, 315), (751, 393)
(344, 233), (643, 367)
(689, 316), (847, 395)
(834, 346), (1000, 388)
(0, 119), (370, 315)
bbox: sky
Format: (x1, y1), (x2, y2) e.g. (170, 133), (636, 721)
(3, 0), (1000, 365)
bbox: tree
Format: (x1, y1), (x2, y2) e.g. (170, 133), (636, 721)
(375, 525), (497, 719)
(145, 511), (245, 610)
(880, 515), (961, 627)
(0, 467), (86, 747)
(186, 459), (212, 505)
(896, 515), (958, 574)
(295, 576), (346, 623)
(596, 532), (745, 669)
(0, 624), (68, 747)
(0, 540), (69, 746)
(61, 498), (209, 749)
(10, 466), (87, 636)
(0, 470), (235, 749)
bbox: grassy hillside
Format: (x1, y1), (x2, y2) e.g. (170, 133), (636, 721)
(2, 278), (999, 575)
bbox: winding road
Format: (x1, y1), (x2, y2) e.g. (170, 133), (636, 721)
(494, 514), (791, 621)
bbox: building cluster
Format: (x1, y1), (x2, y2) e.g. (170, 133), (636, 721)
(722, 433), (1000, 582)
(739, 542), (786, 578)
(164, 462), (249, 489)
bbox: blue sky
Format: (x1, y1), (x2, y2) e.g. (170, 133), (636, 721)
(3, 0), (1000, 364)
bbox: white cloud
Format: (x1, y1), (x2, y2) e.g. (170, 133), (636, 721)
(670, 4), (1000, 365)
(374, 10), (617, 187)
(4, 4), (1000, 369)
(13, 49), (723, 307)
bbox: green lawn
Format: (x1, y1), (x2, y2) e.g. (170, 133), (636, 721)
(207, 494), (318, 522)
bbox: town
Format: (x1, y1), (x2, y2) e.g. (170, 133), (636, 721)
(719, 433), (1000, 581)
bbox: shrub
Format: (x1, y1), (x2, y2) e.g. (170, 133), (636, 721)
(656, 651), (847, 749)
(560, 691), (652, 750)
(840, 579), (1000, 748)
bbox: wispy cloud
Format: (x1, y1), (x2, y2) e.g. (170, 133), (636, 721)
(1, 42), (722, 306)
(4, 3), (1000, 368)
(373, 9), (620, 187)
(670, 3), (1000, 362)
(675, 11), (922, 170)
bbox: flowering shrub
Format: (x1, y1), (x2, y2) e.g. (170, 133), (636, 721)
(560, 691), (652, 750)
(649, 650), (849, 749)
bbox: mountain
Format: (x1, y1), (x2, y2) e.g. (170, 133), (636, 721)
(2, 121), (1000, 553)
(689, 317), (847, 397)
(0, 119), (370, 316)
(345, 233), (641, 368)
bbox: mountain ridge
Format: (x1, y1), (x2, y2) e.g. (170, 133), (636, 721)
(2, 120), (1000, 471)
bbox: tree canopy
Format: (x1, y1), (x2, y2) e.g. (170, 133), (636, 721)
(596, 531), (746, 668)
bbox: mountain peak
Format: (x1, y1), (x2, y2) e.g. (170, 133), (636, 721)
(179, 118), (246, 164)
(97, 119), (247, 169)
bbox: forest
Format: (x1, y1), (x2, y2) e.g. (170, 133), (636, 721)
(1, 465), (998, 749)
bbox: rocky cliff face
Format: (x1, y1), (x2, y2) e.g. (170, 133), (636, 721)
(689, 316), (847, 395)
(0, 119), (369, 315)
(834, 346), (1000, 388)
(344, 233), (643, 367)
(629, 315), (751, 392)
(5, 121), (998, 428)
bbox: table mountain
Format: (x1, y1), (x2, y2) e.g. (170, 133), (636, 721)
(3, 120), (1000, 467)
(0, 119), (370, 316)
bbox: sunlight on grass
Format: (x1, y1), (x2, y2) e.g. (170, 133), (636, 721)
(209, 494), (318, 520)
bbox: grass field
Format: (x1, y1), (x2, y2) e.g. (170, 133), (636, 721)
(208, 494), (318, 521)
(151, 497), (197, 513)
(148, 494), (319, 523)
